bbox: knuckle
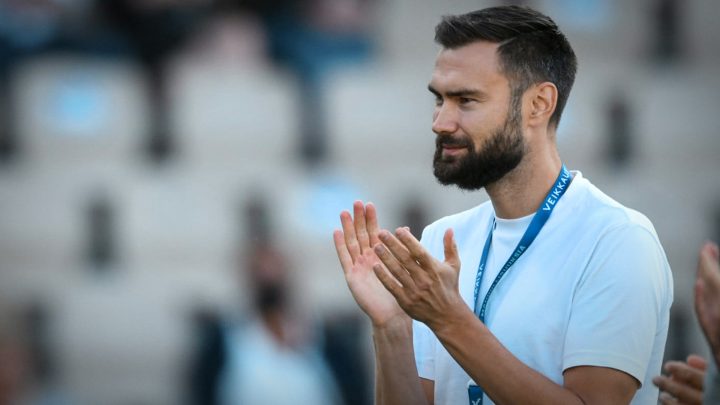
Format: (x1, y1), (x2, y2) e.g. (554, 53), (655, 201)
(408, 290), (421, 302)
(415, 279), (431, 291)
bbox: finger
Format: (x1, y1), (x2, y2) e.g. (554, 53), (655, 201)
(653, 374), (703, 404)
(697, 241), (720, 292)
(340, 210), (361, 262)
(374, 242), (417, 290)
(686, 354), (707, 371)
(366, 202), (381, 247)
(373, 263), (406, 303)
(664, 361), (704, 390)
(657, 391), (679, 405)
(443, 228), (461, 270)
(394, 227), (434, 269)
(333, 230), (353, 275)
(378, 230), (425, 278)
(694, 278), (719, 354)
(353, 201), (371, 253)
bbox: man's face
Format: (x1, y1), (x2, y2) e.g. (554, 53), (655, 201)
(429, 41), (526, 190)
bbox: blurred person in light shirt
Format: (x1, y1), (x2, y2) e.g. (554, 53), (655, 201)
(189, 242), (341, 405)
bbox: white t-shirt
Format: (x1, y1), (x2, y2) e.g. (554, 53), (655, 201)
(414, 171), (673, 405)
(219, 319), (338, 405)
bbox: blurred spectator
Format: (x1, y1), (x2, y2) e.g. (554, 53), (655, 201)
(188, 196), (341, 405)
(247, 0), (376, 165)
(654, 242), (720, 403)
(188, 243), (341, 405)
(177, 9), (268, 69)
(99, 0), (210, 162)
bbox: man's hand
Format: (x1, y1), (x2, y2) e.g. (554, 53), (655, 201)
(372, 226), (468, 331)
(652, 354), (706, 405)
(695, 241), (720, 367)
(333, 201), (407, 328)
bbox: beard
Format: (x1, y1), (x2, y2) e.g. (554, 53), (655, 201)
(433, 105), (526, 191)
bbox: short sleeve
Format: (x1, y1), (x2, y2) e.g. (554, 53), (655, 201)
(563, 224), (672, 384)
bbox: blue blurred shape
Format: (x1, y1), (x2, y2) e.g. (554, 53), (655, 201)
(300, 175), (364, 236)
(46, 72), (109, 138)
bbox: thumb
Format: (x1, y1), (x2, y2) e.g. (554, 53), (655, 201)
(686, 354), (708, 371)
(443, 228), (460, 271)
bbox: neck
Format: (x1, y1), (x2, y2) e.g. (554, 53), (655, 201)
(485, 143), (562, 219)
(261, 309), (290, 346)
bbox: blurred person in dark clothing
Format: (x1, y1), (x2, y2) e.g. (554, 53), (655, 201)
(241, 0), (376, 165)
(99, 0), (210, 161)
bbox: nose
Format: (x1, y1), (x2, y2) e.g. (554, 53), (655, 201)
(432, 103), (459, 135)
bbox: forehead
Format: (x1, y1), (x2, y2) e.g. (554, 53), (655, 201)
(430, 41), (507, 93)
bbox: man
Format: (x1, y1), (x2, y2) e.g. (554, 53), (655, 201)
(333, 6), (673, 405)
(653, 241), (720, 404)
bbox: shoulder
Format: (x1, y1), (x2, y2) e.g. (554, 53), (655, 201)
(567, 173), (661, 243)
(568, 174), (672, 293)
(561, 173), (672, 289)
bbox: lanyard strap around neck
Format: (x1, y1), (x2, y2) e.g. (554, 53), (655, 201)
(472, 165), (572, 322)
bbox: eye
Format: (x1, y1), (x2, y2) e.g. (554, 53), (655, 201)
(434, 96), (444, 106)
(459, 97), (474, 105)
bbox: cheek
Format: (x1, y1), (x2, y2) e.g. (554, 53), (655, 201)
(461, 103), (508, 134)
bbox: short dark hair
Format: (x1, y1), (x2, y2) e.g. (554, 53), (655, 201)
(435, 6), (577, 128)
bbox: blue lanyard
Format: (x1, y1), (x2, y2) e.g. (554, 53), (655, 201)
(468, 165), (571, 405)
(472, 165), (572, 322)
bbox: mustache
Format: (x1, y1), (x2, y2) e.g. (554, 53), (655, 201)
(436, 136), (472, 149)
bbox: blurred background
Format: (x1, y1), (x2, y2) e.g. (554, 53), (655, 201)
(0, 0), (718, 404)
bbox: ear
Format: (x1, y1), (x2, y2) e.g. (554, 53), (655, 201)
(526, 82), (558, 128)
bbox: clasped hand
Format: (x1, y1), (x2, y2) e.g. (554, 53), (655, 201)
(333, 201), (467, 331)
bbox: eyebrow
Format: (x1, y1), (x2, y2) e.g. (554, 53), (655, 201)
(427, 85), (487, 99)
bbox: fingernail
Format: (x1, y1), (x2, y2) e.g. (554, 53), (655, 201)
(374, 244), (384, 254)
(379, 231), (389, 240)
(652, 376), (660, 385)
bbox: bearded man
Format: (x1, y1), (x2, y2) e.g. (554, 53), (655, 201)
(333, 6), (673, 405)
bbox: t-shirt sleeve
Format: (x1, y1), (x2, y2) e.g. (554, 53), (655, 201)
(563, 224), (671, 385)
